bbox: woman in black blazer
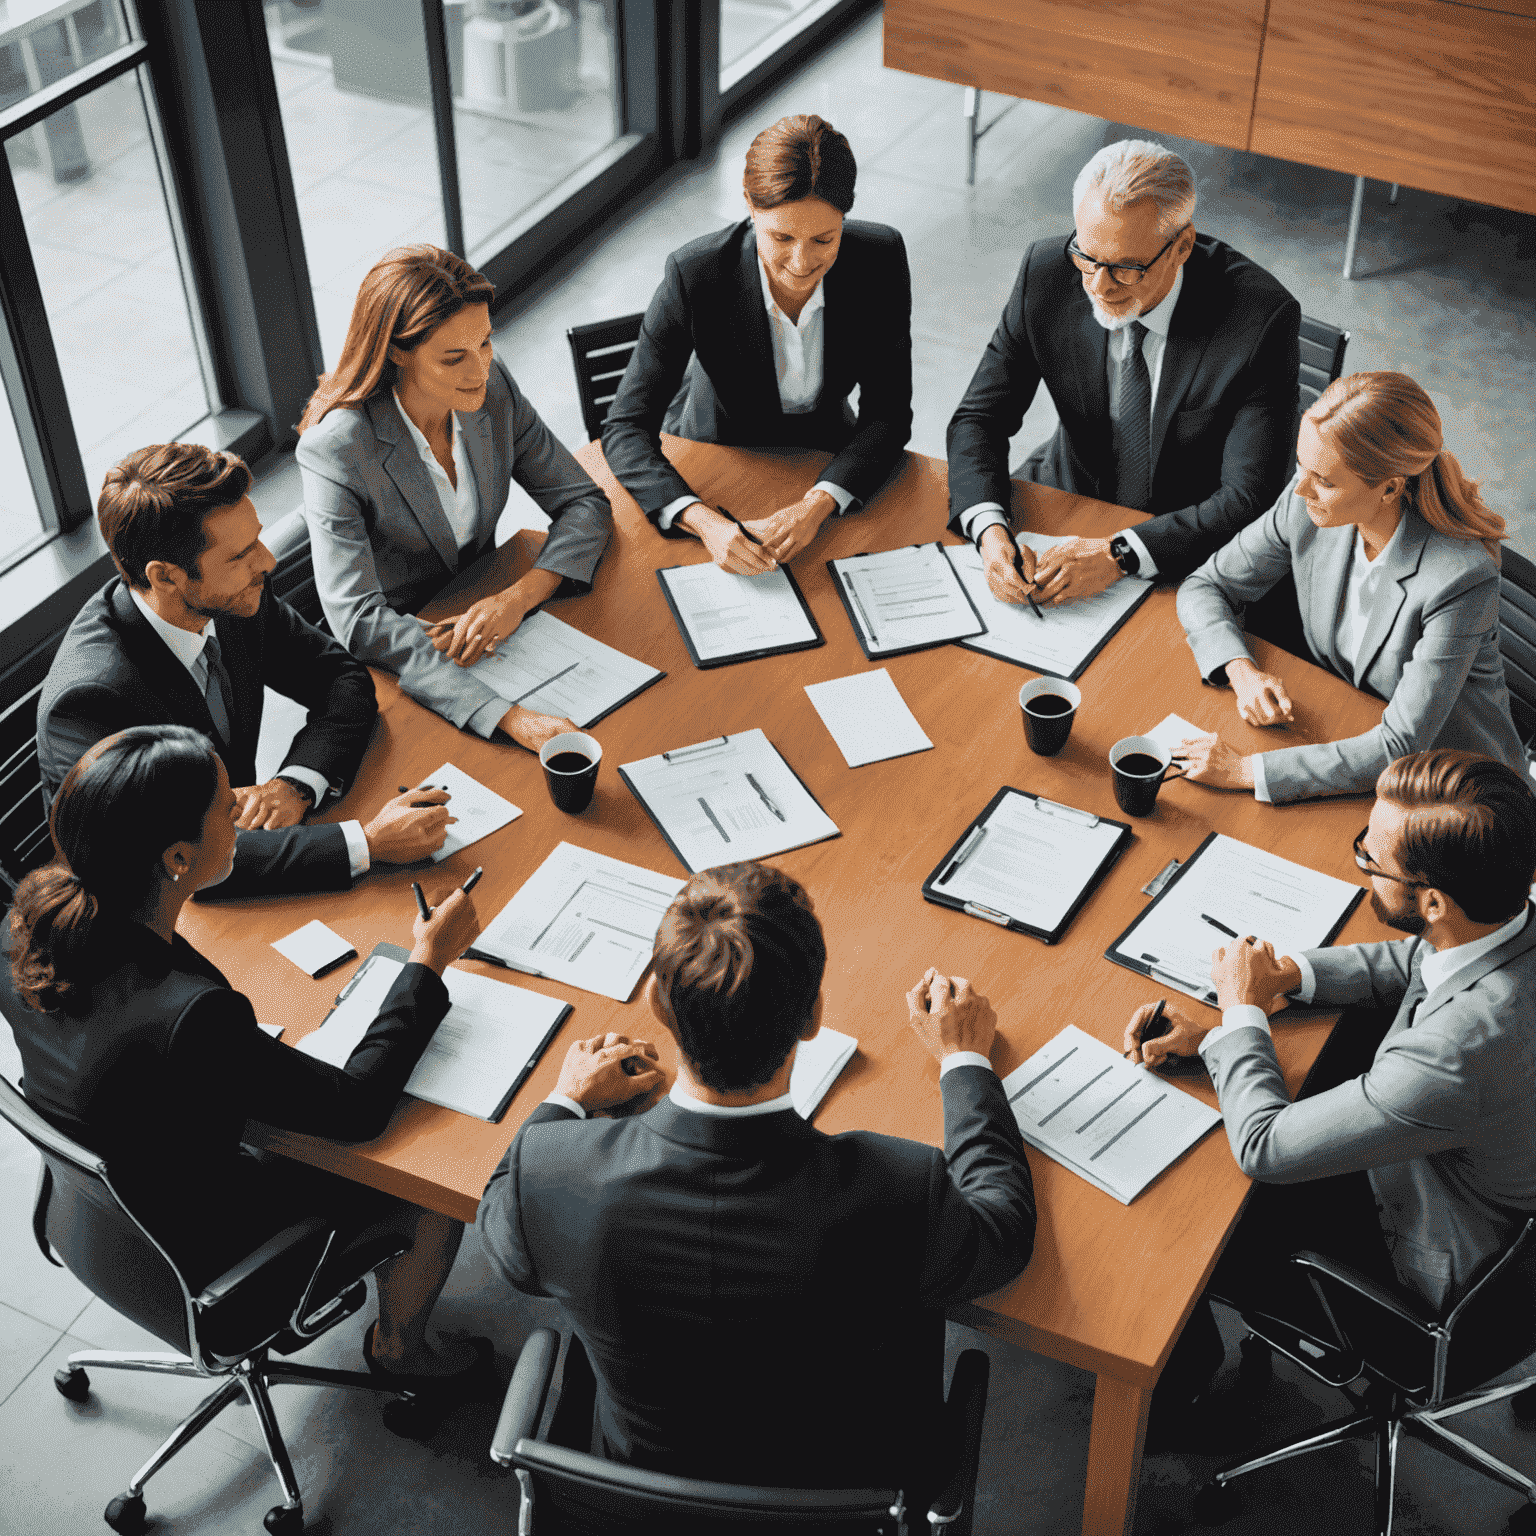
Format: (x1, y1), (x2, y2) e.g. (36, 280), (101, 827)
(603, 114), (913, 572)
(0, 726), (487, 1393)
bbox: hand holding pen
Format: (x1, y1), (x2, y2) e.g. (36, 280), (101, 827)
(407, 867), (483, 975)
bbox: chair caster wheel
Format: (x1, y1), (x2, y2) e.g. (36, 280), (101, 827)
(381, 1393), (440, 1440)
(55, 1365), (90, 1402)
(1193, 1479), (1241, 1526)
(264, 1503), (305, 1534)
(1512, 1383), (1536, 1426)
(1507, 1502), (1536, 1536)
(104, 1491), (147, 1534)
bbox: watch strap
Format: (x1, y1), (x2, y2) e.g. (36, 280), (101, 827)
(274, 774), (317, 806)
(1109, 535), (1140, 577)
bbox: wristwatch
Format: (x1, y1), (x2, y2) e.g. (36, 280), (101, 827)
(274, 775), (317, 808)
(1108, 534), (1140, 577)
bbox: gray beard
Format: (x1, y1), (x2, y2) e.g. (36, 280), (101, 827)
(1088, 297), (1144, 332)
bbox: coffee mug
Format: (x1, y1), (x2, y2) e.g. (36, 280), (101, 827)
(540, 731), (602, 814)
(1019, 678), (1082, 757)
(1109, 735), (1186, 816)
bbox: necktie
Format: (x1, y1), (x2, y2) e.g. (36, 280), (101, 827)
(200, 633), (233, 749)
(1115, 321), (1153, 510)
(1399, 975), (1428, 1030)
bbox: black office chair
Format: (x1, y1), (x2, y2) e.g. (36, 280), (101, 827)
(1194, 1220), (1536, 1535)
(0, 1071), (419, 1535)
(0, 683), (50, 894)
(566, 312), (645, 444)
(1298, 314), (1351, 417)
(1498, 545), (1536, 762)
(490, 1328), (991, 1535)
(265, 507), (327, 630)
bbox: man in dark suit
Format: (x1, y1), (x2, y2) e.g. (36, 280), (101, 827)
(948, 139), (1300, 608)
(38, 443), (452, 899)
(477, 862), (1035, 1494)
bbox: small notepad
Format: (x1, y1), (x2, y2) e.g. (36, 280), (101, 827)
(271, 920), (356, 978)
(1145, 713), (1209, 755)
(790, 1027), (858, 1120)
(803, 669), (933, 767)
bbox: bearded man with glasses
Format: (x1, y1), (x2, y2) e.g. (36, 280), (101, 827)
(947, 139), (1300, 608)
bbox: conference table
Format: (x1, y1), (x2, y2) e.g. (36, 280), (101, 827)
(180, 439), (1392, 1536)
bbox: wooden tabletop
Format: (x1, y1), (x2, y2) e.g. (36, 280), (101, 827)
(180, 440), (1389, 1527)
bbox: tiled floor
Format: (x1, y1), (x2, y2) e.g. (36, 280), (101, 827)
(6, 7), (1536, 1536)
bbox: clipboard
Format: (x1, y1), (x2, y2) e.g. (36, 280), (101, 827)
(921, 787), (1134, 944)
(827, 543), (987, 660)
(1103, 832), (1366, 1005)
(656, 562), (824, 669)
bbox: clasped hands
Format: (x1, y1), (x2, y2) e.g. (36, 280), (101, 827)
(978, 525), (1121, 608)
(688, 491), (836, 573)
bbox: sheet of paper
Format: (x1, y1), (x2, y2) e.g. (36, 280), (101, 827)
(790, 1026), (857, 1120)
(1002, 1025), (1221, 1204)
(620, 729), (840, 871)
(1146, 713), (1210, 755)
(803, 669), (933, 767)
(270, 920), (355, 977)
(931, 792), (1124, 934)
(470, 610), (662, 728)
(412, 761), (522, 863)
(831, 543), (983, 652)
(944, 537), (1150, 678)
(659, 563), (817, 661)
(476, 842), (686, 1002)
(1112, 834), (1361, 1006)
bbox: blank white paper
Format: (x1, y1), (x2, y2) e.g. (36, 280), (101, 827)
(270, 920), (355, 977)
(790, 1027), (858, 1120)
(1145, 713), (1210, 756)
(803, 668), (933, 767)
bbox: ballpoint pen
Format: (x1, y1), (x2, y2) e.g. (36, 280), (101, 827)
(1127, 998), (1169, 1058)
(745, 772), (785, 822)
(1025, 587), (1045, 621)
(462, 947), (544, 977)
(940, 825), (985, 884)
(411, 881), (431, 921)
(1201, 914), (1258, 945)
(399, 784), (441, 807)
(461, 866), (484, 895)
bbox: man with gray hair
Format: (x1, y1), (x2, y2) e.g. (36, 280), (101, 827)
(947, 139), (1299, 607)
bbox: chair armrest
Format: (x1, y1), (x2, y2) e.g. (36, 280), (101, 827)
(1292, 1249), (1437, 1335)
(32, 1158), (61, 1267)
(263, 507), (310, 563)
(927, 1348), (990, 1529)
(491, 1328), (560, 1468)
(195, 1217), (333, 1311)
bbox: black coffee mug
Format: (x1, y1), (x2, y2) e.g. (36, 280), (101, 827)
(540, 731), (602, 814)
(1019, 678), (1082, 756)
(1109, 735), (1186, 816)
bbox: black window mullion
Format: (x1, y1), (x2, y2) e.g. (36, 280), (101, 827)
(0, 40), (147, 140)
(421, 0), (465, 259)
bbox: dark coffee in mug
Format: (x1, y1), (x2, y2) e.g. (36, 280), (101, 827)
(546, 752), (592, 774)
(1115, 752), (1164, 777)
(1025, 696), (1073, 717)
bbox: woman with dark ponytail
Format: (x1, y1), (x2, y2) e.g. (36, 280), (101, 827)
(2, 726), (494, 1395)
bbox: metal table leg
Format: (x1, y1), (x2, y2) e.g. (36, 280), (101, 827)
(1343, 175), (1365, 280)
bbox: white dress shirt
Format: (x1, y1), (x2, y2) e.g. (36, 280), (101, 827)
(657, 259), (855, 532)
(129, 589), (369, 878)
(1199, 906), (1531, 1054)
(961, 266), (1185, 580)
(1252, 518), (1403, 803)
(394, 391), (482, 552)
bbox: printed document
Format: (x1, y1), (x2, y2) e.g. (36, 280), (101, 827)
(804, 668), (933, 767)
(790, 1027), (857, 1120)
(831, 543), (983, 652)
(945, 536), (1150, 678)
(412, 761), (522, 863)
(620, 729), (839, 870)
(472, 610), (661, 728)
(1002, 1025), (1221, 1203)
(475, 843), (686, 1002)
(659, 563), (817, 661)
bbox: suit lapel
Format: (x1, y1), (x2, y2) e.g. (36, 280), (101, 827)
(371, 394), (461, 573)
(1148, 282), (1208, 473)
(458, 405), (496, 554)
(1067, 291), (1109, 425)
(1353, 512), (1428, 685)
(1415, 906), (1536, 1029)
(1306, 518), (1356, 676)
(735, 225), (783, 423)
(108, 583), (222, 742)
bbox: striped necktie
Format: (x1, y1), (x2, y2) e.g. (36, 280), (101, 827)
(200, 633), (233, 748)
(1114, 321), (1153, 510)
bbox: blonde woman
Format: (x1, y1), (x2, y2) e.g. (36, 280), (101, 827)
(1174, 371), (1524, 801)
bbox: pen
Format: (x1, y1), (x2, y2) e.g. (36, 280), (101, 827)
(745, 772), (785, 822)
(461, 866), (483, 895)
(940, 825), (985, 884)
(1127, 997), (1169, 1059)
(462, 947), (545, 978)
(399, 784), (441, 807)
(1025, 588), (1044, 622)
(412, 881), (431, 922)
(1200, 914), (1259, 946)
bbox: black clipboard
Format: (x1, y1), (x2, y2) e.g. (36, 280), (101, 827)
(942, 543), (1154, 682)
(656, 562), (824, 669)
(618, 733), (842, 874)
(325, 944), (571, 1124)
(921, 787), (1134, 944)
(1103, 832), (1366, 1003)
(827, 543), (987, 660)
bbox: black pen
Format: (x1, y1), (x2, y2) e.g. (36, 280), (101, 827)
(1201, 914), (1258, 945)
(745, 772), (785, 822)
(1128, 998), (1170, 1060)
(461, 866), (483, 895)
(399, 783), (441, 807)
(1025, 586), (1045, 622)
(461, 946), (508, 968)
(411, 881), (431, 922)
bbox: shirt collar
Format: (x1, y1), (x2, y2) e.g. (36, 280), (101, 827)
(393, 390), (464, 465)
(1419, 906), (1531, 995)
(1355, 518), (1403, 574)
(668, 1080), (796, 1118)
(1133, 263), (1183, 340)
(128, 586), (212, 675)
(757, 257), (825, 330)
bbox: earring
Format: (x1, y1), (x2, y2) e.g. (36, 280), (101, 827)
(173, 873), (180, 883)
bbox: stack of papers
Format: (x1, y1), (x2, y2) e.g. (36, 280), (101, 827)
(1002, 1025), (1221, 1203)
(829, 544), (984, 656)
(789, 1027), (858, 1120)
(803, 669), (933, 767)
(410, 762), (522, 862)
(657, 563), (821, 665)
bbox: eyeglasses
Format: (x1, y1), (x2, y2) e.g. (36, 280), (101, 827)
(1065, 226), (1188, 287)
(1353, 827), (1431, 888)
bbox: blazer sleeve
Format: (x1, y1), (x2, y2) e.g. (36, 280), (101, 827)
(1303, 937), (1418, 1012)
(501, 364), (613, 593)
(819, 232), (913, 505)
(917, 1065), (1037, 1305)
(1133, 297), (1301, 581)
(476, 1101), (581, 1294)
(945, 255), (1043, 529)
(1259, 564), (1503, 803)
(601, 256), (701, 526)
(298, 431), (512, 733)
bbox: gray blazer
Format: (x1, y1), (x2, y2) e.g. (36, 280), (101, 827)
(1203, 908), (1536, 1313)
(297, 359), (612, 732)
(1177, 477), (1526, 801)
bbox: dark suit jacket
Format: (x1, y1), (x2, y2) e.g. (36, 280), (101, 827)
(603, 219), (914, 526)
(946, 233), (1300, 581)
(476, 1063), (1035, 1490)
(0, 918), (447, 1285)
(37, 578), (377, 899)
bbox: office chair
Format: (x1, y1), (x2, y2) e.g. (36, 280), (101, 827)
(0, 1072), (420, 1535)
(1195, 1220), (1536, 1535)
(1298, 314), (1351, 417)
(0, 682), (50, 894)
(266, 508), (326, 630)
(490, 1328), (991, 1535)
(1498, 545), (1536, 762)
(566, 312), (645, 443)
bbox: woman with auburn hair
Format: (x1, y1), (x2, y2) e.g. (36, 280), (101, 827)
(0, 726), (493, 1395)
(297, 245), (612, 751)
(1173, 371), (1525, 802)
(602, 114), (913, 571)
